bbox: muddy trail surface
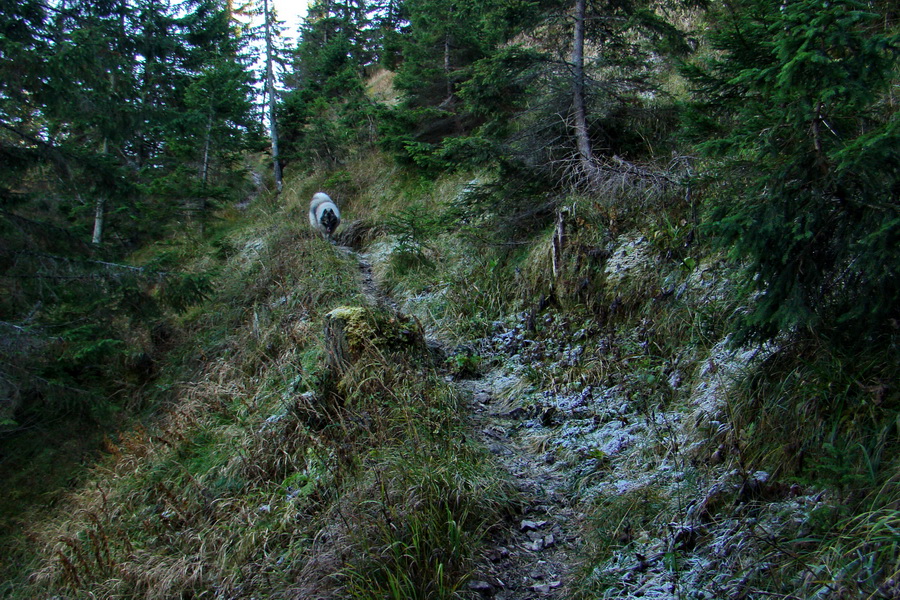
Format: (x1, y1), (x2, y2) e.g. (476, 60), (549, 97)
(338, 244), (397, 311)
(339, 242), (583, 599)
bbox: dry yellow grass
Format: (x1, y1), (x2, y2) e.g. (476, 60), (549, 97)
(365, 67), (400, 106)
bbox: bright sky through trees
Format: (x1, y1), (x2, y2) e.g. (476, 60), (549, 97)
(275, 0), (308, 36)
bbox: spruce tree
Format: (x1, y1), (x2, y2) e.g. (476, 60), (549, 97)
(156, 0), (264, 227)
(0, 0), (256, 422)
(0, 0), (49, 196)
(377, 0), (547, 170)
(281, 0), (375, 168)
(684, 0), (900, 342)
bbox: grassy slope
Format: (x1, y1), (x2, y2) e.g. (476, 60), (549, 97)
(3, 158), (516, 599)
(4, 145), (899, 599)
(321, 151), (900, 598)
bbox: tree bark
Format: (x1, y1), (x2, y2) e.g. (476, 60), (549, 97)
(91, 137), (109, 246)
(263, 0), (283, 193)
(323, 311), (351, 380)
(444, 33), (452, 101)
(201, 113), (212, 188)
(572, 0), (594, 170)
(192, 113), (213, 234)
(91, 196), (105, 246)
(551, 208), (567, 281)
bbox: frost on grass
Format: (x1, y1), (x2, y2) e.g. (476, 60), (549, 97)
(688, 337), (774, 419)
(481, 307), (819, 599)
(240, 237), (266, 261)
(604, 235), (654, 283)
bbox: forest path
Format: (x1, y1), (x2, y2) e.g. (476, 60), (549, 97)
(336, 241), (581, 599)
(337, 244), (397, 311)
(459, 372), (581, 599)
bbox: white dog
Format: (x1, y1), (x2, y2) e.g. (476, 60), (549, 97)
(309, 192), (341, 239)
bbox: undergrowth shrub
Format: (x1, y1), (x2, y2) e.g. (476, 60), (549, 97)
(437, 250), (524, 341)
(579, 488), (672, 595)
(729, 338), (899, 496)
(360, 174), (532, 343)
(384, 202), (443, 272)
(719, 336), (900, 597)
(503, 185), (727, 404)
(16, 195), (377, 598)
(286, 305), (516, 599)
(511, 183), (701, 318)
(24, 251), (510, 599)
(342, 439), (513, 600)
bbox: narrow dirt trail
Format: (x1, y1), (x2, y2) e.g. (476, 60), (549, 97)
(460, 373), (582, 599)
(338, 244), (397, 311)
(338, 241), (583, 599)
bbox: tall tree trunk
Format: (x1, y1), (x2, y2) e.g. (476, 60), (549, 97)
(92, 137), (109, 246)
(263, 0), (283, 193)
(322, 0), (332, 43)
(444, 33), (452, 101)
(572, 0), (595, 171)
(195, 112), (213, 235)
(201, 113), (212, 188)
(442, 3), (455, 104)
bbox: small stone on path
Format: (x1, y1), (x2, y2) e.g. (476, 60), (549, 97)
(520, 519), (547, 531)
(469, 580), (494, 593)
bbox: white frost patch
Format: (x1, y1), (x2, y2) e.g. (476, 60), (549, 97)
(241, 238), (266, 261)
(681, 259), (732, 304)
(606, 472), (657, 496)
(361, 238), (399, 276)
(401, 285), (449, 324)
(550, 418), (641, 459)
(689, 337), (775, 420)
(604, 235), (654, 282)
(480, 367), (533, 402)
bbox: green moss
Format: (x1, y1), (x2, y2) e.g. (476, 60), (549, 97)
(327, 306), (377, 354)
(328, 305), (425, 356)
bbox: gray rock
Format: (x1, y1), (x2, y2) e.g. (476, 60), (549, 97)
(520, 519), (547, 531)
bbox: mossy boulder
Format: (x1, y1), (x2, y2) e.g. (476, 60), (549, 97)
(324, 306), (426, 378)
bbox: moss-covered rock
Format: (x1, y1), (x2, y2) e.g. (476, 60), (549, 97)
(324, 305), (427, 379)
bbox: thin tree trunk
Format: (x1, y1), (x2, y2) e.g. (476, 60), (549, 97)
(201, 113), (212, 187)
(263, 0), (283, 193)
(92, 137), (109, 246)
(92, 196), (105, 246)
(572, 0), (594, 170)
(444, 34), (452, 101)
(551, 208), (567, 281)
(195, 113), (213, 234)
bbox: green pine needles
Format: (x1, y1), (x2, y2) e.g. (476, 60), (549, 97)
(686, 0), (900, 344)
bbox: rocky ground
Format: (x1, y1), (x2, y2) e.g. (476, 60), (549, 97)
(340, 240), (583, 598)
(458, 370), (582, 599)
(343, 237), (835, 600)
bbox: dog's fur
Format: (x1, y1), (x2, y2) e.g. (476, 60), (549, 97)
(309, 192), (341, 238)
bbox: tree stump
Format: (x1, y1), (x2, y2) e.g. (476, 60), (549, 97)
(323, 305), (428, 382)
(551, 207), (567, 281)
(324, 307), (370, 381)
